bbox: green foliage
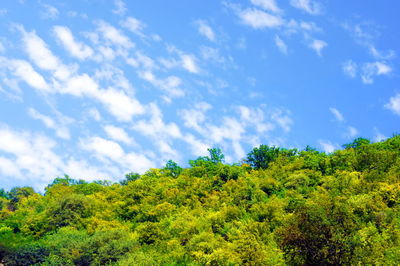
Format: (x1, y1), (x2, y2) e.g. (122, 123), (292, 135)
(162, 160), (183, 178)
(120, 172), (141, 185)
(1, 136), (400, 265)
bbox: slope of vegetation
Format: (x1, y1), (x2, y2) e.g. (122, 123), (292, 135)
(1, 136), (400, 265)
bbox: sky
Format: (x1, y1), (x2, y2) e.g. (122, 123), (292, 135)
(0, 0), (399, 191)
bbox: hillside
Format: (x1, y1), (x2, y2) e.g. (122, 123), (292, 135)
(1, 136), (400, 265)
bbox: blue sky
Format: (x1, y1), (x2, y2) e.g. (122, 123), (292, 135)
(0, 0), (399, 190)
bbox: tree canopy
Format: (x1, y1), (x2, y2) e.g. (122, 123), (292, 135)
(1, 137), (400, 265)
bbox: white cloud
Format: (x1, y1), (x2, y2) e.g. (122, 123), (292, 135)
(369, 46), (396, 60)
(94, 88), (145, 122)
(41, 4), (59, 19)
(290, 0), (322, 15)
(329, 107), (344, 122)
(179, 102), (212, 134)
(250, 0), (281, 13)
(309, 39), (327, 56)
(5, 58), (49, 91)
(96, 20), (134, 49)
(104, 125), (134, 145)
(134, 103), (182, 159)
(361, 61), (392, 84)
(196, 20), (216, 41)
(373, 128), (387, 142)
(88, 108), (101, 121)
(28, 108), (70, 139)
(0, 126), (64, 185)
(183, 134), (209, 157)
(342, 60), (357, 78)
(0, 9), (7, 16)
(239, 8), (284, 29)
(18, 26), (64, 72)
(0, 40), (5, 53)
(319, 140), (338, 153)
(0, 156), (21, 177)
(82, 137), (124, 161)
(113, 0), (127, 16)
(200, 46), (233, 68)
(181, 54), (199, 73)
(345, 126), (358, 139)
(121, 17), (146, 37)
(385, 93), (400, 116)
(275, 35), (288, 55)
(139, 71), (184, 99)
(270, 109), (293, 132)
(53, 26), (94, 60)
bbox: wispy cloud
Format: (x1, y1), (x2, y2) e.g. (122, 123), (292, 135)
(319, 140), (338, 153)
(290, 0), (322, 15)
(385, 93), (400, 116)
(196, 20), (216, 41)
(275, 35), (288, 54)
(28, 108), (71, 139)
(342, 60), (357, 78)
(250, 0), (282, 14)
(121, 17), (146, 37)
(361, 61), (392, 84)
(53, 26), (94, 60)
(40, 4), (59, 20)
(103, 125), (135, 145)
(239, 8), (284, 29)
(113, 0), (127, 16)
(309, 39), (327, 56)
(329, 107), (344, 122)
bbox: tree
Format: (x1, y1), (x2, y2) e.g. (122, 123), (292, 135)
(245, 145), (281, 169)
(120, 172), (140, 185)
(207, 148), (225, 164)
(343, 137), (370, 149)
(162, 160), (182, 178)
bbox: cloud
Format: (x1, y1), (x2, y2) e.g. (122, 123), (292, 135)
(329, 107), (344, 122)
(275, 35), (288, 54)
(270, 109), (293, 133)
(18, 25), (68, 75)
(0, 126), (65, 187)
(290, 0), (322, 15)
(181, 54), (199, 73)
(133, 103), (182, 159)
(373, 128), (387, 142)
(239, 8), (284, 29)
(138, 71), (184, 99)
(121, 17), (146, 37)
(345, 126), (358, 139)
(196, 20), (216, 41)
(319, 140), (338, 153)
(81, 136), (155, 173)
(342, 60), (357, 78)
(93, 88), (145, 121)
(53, 26), (94, 60)
(361, 61), (392, 84)
(385, 93), (400, 116)
(369, 46), (396, 60)
(40, 4), (59, 19)
(4, 58), (49, 91)
(250, 0), (281, 13)
(103, 125), (134, 145)
(28, 108), (70, 139)
(309, 39), (327, 56)
(113, 0), (127, 16)
(96, 20), (134, 49)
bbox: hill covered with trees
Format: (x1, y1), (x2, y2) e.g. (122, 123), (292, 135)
(1, 136), (400, 265)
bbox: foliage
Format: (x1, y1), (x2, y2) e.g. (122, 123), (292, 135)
(1, 136), (400, 265)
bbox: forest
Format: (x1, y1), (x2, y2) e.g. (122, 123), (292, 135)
(1, 136), (400, 265)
